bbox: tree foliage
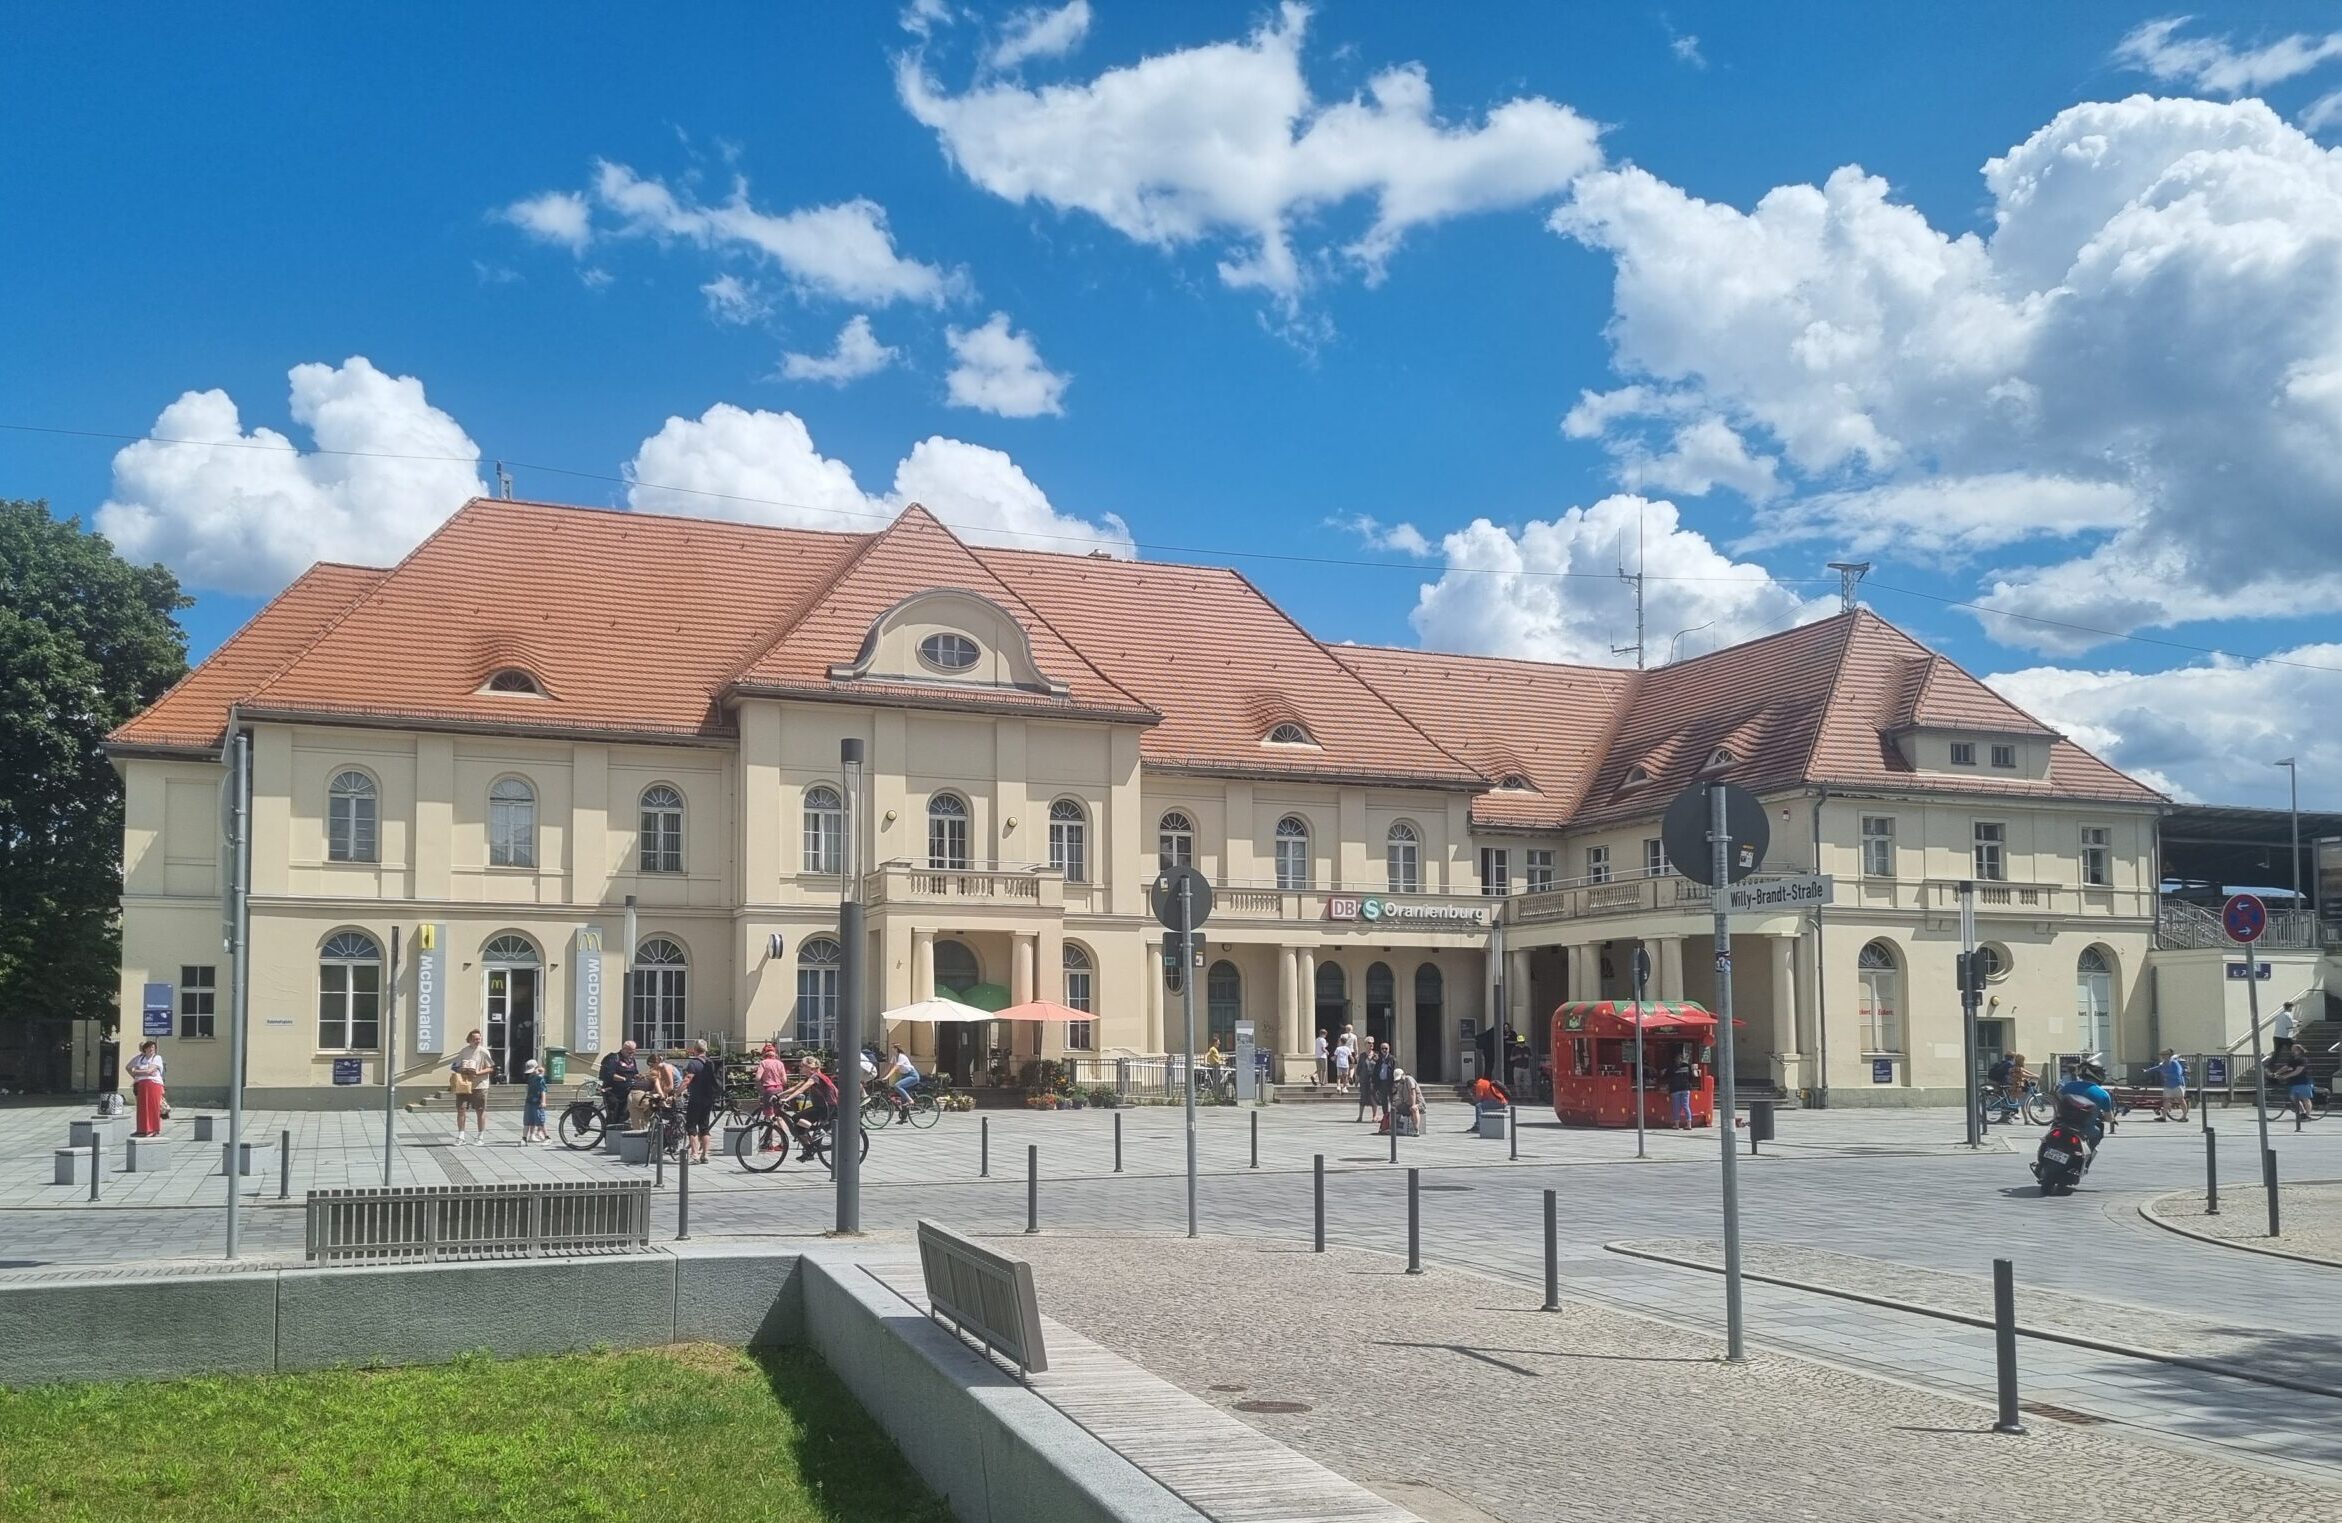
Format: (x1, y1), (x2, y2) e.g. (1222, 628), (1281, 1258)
(0, 502), (188, 1030)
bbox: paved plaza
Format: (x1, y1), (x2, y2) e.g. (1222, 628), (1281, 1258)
(5, 1096), (2339, 1495)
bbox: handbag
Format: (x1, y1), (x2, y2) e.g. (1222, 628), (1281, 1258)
(448, 1066), (473, 1097)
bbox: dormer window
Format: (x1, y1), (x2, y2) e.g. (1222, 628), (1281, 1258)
(1496, 774), (1534, 793)
(1703, 747), (1735, 772)
(484, 668), (543, 696)
(917, 632), (979, 673)
(1621, 765), (1652, 790)
(1264, 722), (1316, 747)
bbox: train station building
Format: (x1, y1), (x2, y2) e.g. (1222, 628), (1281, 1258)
(109, 497), (2176, 1106)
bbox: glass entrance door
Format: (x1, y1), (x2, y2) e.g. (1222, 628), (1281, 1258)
(486, 967), (540, 1082)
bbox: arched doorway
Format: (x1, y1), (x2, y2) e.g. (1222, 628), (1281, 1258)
(1315, 962), (1349, 1044)
(481, 932), (541, 1080)
(2076, 946), (2113, 1060)
(1207, 961), (1242, 1050)
(934, 939), (984, 1084)
(1858, 941), (1901, 1057)
(1365, 962), (1396, 1049)
(1413, 964), (1444, 1082)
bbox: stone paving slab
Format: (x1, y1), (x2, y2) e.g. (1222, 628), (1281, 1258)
(1005, 1235), (2331, 1523)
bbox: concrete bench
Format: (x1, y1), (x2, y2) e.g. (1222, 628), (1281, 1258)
(53, 1147), (96, 1186)
(192, 1115), (217, 1140)
(126, 1136), (175, 1173)
(615, 1129), (652, 1166)
(215, 1140), (276, 1177)
(68, 1117), (121, 1149)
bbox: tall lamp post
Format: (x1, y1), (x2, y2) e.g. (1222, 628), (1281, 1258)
(834, 738), (867, 1235)
(2274, 758), (2301, 918)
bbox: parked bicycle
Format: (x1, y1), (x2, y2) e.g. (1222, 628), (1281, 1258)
(1976, 1080), (2051, 1127)
(556, 1081), (621, 1150)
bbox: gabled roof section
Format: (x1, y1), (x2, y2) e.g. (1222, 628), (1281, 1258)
(979, 553), (1481, 787)
(245, 499), (861, 738)
(1330, 645), (1633, 825)
(1896, 648), (2054, 737)
(107, 562), (387, 754)
(728, 504), (1154, 722)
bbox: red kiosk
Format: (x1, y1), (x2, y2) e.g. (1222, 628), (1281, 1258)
(1549, 1000), (1722, 1128)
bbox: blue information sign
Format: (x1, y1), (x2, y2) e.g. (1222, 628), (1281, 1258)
(331, 1057), (364, 1085)
(1871, 1057), (1894, 1084)
(2206, 1057), (2229, 1086)
(141, 980), (172, 1038)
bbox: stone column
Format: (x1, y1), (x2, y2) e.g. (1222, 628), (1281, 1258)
(1297, 947), (1317, 1044)
(1396, 958), (1418, 1073)
(912, 929), (936, 1001)
(1770, 933), (1800, 1087)
(1013, 933), (1037, 1006)
(1279, 945), (1301, 1060)
(1658, 937), (1685, 1002)
(1506, 948), (1532, 1036)
(1146, 953), (1165, 1055)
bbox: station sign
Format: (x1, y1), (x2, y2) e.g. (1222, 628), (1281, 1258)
(1719, 874), (1834, 915)
(1323, 895), (1488, 928)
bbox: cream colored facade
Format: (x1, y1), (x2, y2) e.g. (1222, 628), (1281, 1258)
(119, 700), (2165, 1108)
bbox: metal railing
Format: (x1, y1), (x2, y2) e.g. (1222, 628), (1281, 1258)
(2158, 898), (2322, 950)
(304, 1180), (653, 1265)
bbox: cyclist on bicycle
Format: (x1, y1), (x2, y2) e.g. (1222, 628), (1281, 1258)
(599, 1040), (640, 1127)
(881, 1044), (921, 1117)
(769, 1055), (837, 1159)
(1985, 1050), (2030, 1122)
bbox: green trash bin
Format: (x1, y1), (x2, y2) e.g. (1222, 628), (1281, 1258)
(545, 1046), (568, 1083)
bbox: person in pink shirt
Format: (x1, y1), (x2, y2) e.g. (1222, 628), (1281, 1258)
(755, 1043), (790, 1109)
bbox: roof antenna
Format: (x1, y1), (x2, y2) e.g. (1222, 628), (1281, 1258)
(1826, 560), (1871, 615)
(1612, 503), (1647, 669)
(494, 461), (514, 500)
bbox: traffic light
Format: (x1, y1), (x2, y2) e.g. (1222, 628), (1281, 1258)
(1955, 951), (1981, 1001)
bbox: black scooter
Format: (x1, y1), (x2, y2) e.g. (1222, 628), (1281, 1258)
(2031, 1093), (2100, 1196)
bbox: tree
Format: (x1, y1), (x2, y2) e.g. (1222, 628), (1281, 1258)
(0, 501), (188, 1042)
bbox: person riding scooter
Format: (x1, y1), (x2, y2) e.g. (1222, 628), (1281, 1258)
(2057, 1059), (2118, 1154)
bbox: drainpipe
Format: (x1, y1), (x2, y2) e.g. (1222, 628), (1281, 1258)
(1812, 785), (1830, 1110)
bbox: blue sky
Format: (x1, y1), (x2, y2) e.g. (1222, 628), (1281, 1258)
(9, 3), (2342, 806)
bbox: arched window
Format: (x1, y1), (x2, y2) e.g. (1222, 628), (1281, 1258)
(1063, 943), (1095, 1050)
(1264, 722), (1315, 746)
(327, 770), (378, 864)
(318, 930), (382, 1051)
(1275, 815), (1311, 891)
(927, 793), (971, 870)
(1386, 821), (1421, 894)
(1207, 960), (1242, 1049)
(482, 934), (539, 965)
(933, 939), (981, 998)
(488, 776), (536, 868)
(1497, 774), (1534, 792)
(1366, 962), (1396, 1005)
(1313, 961), (1347, 1030)
(1858, 940), (1901, 1055)
(485, 667), (542, 695)
(803, 785), (844, 875)
(1158, 811), (1195, 869)
(2076, 946), (2113, 1059)
(639, 784), (684, 873)
(1048, 798), (1088, 884)
(795, 936), (841, 1049)
(629, 937), (688, 1050)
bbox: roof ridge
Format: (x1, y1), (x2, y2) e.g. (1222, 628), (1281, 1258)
(717, 522), (891, 689)
(1335, 639), (1621, 678)
(1794, 611), (1866, 784)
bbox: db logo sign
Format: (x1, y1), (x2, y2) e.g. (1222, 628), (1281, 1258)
(1325, 896), (1363, 922)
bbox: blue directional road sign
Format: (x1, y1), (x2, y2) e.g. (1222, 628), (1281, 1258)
(2222, 892), (2268, 944)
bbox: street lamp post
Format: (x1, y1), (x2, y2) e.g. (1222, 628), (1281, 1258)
(835, 738), (867, 1235)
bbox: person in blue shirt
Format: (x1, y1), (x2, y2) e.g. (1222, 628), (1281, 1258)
(2057, 1059), (2118, 1151)
(2152, 1049), (2189, 1123)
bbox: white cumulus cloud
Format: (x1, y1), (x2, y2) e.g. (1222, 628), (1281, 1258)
(1407, 495), (1830, 665)
(701, 273), (768, 324)
(625, 402), (1128, 554)
(987, 0), (1090, 70)
(499, 190), (593, 252)
(780, 315), (901, 385)
(95, 358), (486, 597)
(1987, 647), (2342, 807)
(944, 312), (1069, 416)
(1552, 95), (2342, 653)
(2113, 16), (2342, 96)
(897, 1), (1601, 302)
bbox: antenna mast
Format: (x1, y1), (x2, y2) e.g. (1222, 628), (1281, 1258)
(1826, 560), (1871, 615)
(1612, 504), (1648, 669)
(495, 461), (514, 500)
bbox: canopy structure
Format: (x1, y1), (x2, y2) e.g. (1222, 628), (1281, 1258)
(1552, 1000), (1729, 1041)
(881, 996), (993, 1024)
(989, 999), (1090, 1025)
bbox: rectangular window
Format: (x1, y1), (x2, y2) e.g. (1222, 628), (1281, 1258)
(1387, 834), (1420, 894)
(1158, 821), (1193, 868)
(1274, 833), (1310, 891)
(928, 814), (970, 870)
(803, 796), (843, 875)
(318, 962), (381, 1050)
(2081, 825), (2111, 887)
(1064, 963), (1094, 1052)
(1049, 814), (1087, 883)
(1524, 849), (1555, 892)
(639, 800), (683, 873)
(794, 964), (838, 1049)
(1479, 847), (1509, 896)
(1949, 741), (1977, 766)
(1990, 743), (2017, 769)
(1861, 816), (1896, 878)
(178, 964), (216, 1040)
(489, 790), (536, 868)
(1972, 821), (2006, 882)
(1585, 845), (1611, 884)
(1642, 838), (1666, 877)
(327, 790), (377, 863)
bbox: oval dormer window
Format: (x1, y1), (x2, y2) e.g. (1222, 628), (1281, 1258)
(918, 632), (979, 673)
(1265, 722), (1315, 746)
(485, 668), (543, 695)
(1497, 774), (1534, 792)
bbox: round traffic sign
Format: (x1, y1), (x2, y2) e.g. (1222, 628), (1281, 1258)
(1661, 782), (1771, 887)
(2222, 892), (2268, 944)
(1150, 864), (1215, 931)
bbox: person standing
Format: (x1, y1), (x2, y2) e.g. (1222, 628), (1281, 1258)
(1664, 1049), (1700, 1131)
(755, 1043), (790, 1110)
(681, 1039), (721, 1163)
(450, 1029), (494, 1145)
(2153, 1049), (2189, 1123)
(2273, 1001), (2299, 1056)
(1372, 1043), (1396, 1131)
(519, 1058), (550, 1145)
(1314, 1029), (1330, 1088)
(127, 1040), (166, 1138)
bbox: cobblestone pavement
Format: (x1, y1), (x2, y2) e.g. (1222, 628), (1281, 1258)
(1010, 1236), (2330, 1523)
(2147, 1182), (2342, 1265)
(7, 1100), (2339, 1483)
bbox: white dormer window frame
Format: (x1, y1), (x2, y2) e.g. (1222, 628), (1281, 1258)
(1264, 722), (1318, 748)
(917, 632), (980, 673)
(482, 667), (546, 697)
(1703, 746), (1735, 772)
(1496, 773), (1534, 793)
(1621, 765), (1652, 790)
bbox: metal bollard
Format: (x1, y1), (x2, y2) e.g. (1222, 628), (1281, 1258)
(1313, 1153), (1325, 1253)
(1991, 1258), (2025, 1434)
(2265, 1148), (2281, 1238)
(677, 1150), (691, 1241)
(2205, 1127), (2220, 1216)
(1250, 1108), (1259, 1169)
(980, 1115), (989, 1178)
(1389, 1114), (1398, 1163)
(1405, 1167), (1422, 1274)
(279, 1129), (291, 1201)
(1509, 1105), (1518, 1161)
(654, 1131), (664, 1188)
(1025, 1144), (1039, 1235)
(1542, 1189), (1558, 1311)
(1114, 1110), (1123, 1174)
(88, 1138), (100, 1203)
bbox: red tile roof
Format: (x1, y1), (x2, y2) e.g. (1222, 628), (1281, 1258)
(110, 500), (2161, 815)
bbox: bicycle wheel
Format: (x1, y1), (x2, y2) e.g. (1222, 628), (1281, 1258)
(733, 1118), (795, 1173)
(860, 1091), (896, 1127)
(557, 1103), (606, 1151)
(904, 1092), (942, 1129)
(2020, 1088), (2053, 1126)
(814, 1122), (872, 1172)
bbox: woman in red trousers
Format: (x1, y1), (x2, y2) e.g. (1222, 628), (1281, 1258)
(127, 1039), (166, 1137)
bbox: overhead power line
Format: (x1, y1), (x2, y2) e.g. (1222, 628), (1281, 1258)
(10, 418), (2341, 678)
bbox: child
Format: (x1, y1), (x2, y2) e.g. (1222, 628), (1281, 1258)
(521, 1058), (550, 1145)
